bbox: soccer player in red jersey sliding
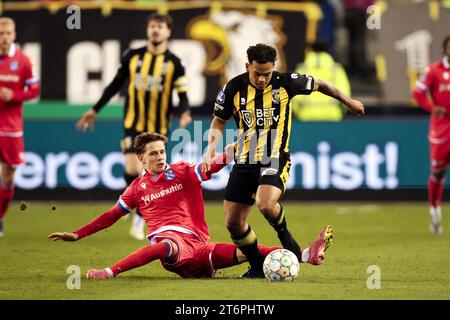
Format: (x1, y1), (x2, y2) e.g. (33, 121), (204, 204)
(0, 17), (40, 237)
(49, 133), (285, 279)
(50, 133), (330, 279)
(413, 35), (450, 235)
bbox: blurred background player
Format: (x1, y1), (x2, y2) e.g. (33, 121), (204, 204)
(48, 133), (285, 279)
(413, 35), (450, 235)
(203, 43), (364, 277)
(291, 39), (351, 121)
(75, 13), (192, 241)
(0, 17), (40, 237)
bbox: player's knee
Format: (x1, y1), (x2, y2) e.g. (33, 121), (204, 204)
(255, 199), (276, 217)
(432, 170), (446, 181)
(1, 166), (15, 188)
(225, 220), (246, 237)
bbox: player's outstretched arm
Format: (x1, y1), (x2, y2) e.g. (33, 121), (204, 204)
(314, 78), (365, 116)
(48, 232), (79, 242)
(48, 206), (125, 242)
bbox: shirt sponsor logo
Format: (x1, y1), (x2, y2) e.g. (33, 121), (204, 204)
(141, 183), (183, 205)
(214, 103), (224, 111)
(438, 83), (450, 93)
(290, 73), (298, 79)
(0, 74), (20, 82)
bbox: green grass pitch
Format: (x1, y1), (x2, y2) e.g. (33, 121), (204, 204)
(0, 201), (449, 300)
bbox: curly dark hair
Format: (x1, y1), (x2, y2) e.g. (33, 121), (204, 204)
(247, 43), (277, 64)
(134, 132), (167, 155)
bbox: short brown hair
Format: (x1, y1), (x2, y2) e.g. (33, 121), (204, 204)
(147, 13), (173, 30)
(134, 132), (167, 155)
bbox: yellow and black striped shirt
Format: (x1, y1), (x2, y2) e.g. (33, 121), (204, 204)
(93, 47), (188, 137)
(213, 71), (314, 165)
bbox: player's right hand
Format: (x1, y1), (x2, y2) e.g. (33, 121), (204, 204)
(76, 109), (97, 132)
(433, 106), (446, 117)
(48, 232), (79, 242)
(203, 148), (216, 172)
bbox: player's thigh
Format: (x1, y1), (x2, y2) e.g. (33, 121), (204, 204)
(255, 185), (282, 211)
(223, 200), (252, 234)
(224, 165), (259, 205)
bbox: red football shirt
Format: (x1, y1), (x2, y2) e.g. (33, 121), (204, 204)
(118, 161), (213, 243)
(414, 57), (450, 142)
(0, 44), (39, 135)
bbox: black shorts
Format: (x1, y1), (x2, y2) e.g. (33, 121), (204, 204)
(224, 155), (291, 205)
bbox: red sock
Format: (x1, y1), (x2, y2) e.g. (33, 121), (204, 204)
(258, 244), (282, 258)
(0, 186), (14, 219)
(211, 243), (239, 269)
(108, 242), (170, 276)
(429, 175), (444, 208)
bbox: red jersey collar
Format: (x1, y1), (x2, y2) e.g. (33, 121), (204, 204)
(143, 164), (171, 181)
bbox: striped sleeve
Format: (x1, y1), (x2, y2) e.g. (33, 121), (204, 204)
(117, 196), (132, 213)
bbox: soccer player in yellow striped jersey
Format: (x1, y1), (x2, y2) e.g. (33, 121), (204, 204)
(204, 44), (365, 277)
(76, 14), (192, 240)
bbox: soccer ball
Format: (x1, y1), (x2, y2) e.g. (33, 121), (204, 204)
(263, 249), (299, 282)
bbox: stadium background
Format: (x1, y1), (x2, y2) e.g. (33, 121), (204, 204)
(3, 0), (450, 202)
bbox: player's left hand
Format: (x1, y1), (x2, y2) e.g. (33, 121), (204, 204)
(179, 111), (192, 129)
(346, 99), (365, 117)
(0, 87), (14, 102)
(48, 232), (79, 242)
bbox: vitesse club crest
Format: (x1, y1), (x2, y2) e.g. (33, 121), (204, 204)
(272, 89), (280, 104)
(164, 169), (175, 181)
(241, 110), (254, 127)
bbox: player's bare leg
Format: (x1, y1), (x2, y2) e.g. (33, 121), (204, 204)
(224, 200), (265, 277)
(0, 163), (16, 237)
(428, 168), (445, 235)
(125, 153), (146, 240)
(255, 184), (302, 260)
